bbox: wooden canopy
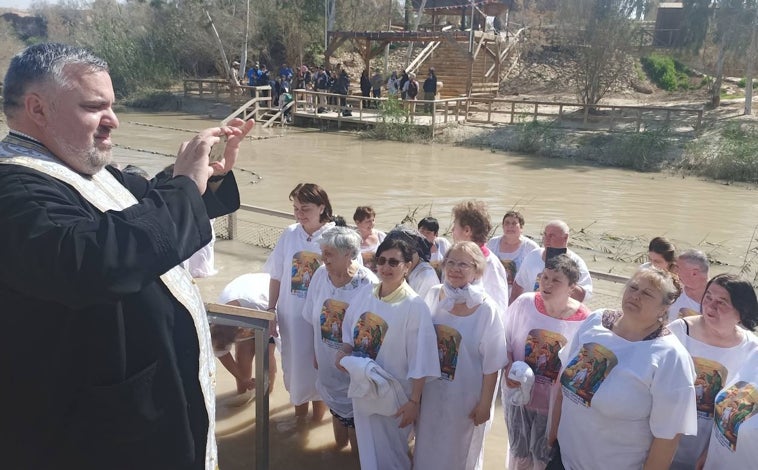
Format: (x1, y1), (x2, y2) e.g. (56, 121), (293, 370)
(410, 0), (511, 17)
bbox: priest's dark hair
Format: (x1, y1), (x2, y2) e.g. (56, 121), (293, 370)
(3, 43), (108, 118)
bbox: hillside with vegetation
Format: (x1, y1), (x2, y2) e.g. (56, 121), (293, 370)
(1, 1), (757, 183)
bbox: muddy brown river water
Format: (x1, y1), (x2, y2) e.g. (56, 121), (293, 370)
(110, 109), (758, 279)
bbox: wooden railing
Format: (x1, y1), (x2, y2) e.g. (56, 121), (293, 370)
(183, 79), (273, 102)
(287, 91), (702, 133)
(183, 78), (231, 97)
(465, 98), (704, 132)
(218, 86), (702, 135)
(220, 87), (274, 125)
(406, 40), (442, 75)
(290, 89), (469, 135)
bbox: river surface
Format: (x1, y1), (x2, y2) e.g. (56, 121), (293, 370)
(109, 109), (758, 278)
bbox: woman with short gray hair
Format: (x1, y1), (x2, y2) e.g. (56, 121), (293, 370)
(301, 226), (378, 452)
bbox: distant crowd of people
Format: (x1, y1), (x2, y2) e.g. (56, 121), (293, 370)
(230, 59), (439, 114)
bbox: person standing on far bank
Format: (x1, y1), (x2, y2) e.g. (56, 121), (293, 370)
(0, 42), (254, 469)
(422, 68), (437, 113)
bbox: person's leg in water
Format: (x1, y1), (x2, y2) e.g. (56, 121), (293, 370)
(330, 411), (359, 453)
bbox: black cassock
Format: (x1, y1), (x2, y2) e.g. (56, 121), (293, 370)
(0, 163), (240, 469)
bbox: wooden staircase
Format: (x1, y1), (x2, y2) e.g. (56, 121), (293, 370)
(410, 30), (523, 97)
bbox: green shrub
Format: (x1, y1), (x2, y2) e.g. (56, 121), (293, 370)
(640, 54), (690, 91)
(585, 127), (673, 171)
(514, 118), (557, 155)
(684, 122), (758, 182)
(365, 96), (432, 142)
(737, 78), (758, 88)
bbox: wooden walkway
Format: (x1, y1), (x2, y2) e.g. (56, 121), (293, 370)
(201, 83), (705, 136)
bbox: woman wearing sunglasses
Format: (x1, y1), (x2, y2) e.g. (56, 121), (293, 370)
(337, 237), (440, 470)
(414, 241), (507, 470)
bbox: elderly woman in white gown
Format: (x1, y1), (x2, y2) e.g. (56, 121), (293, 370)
(550, 267), (697, 469)
(301, 226), (377, 451)
(414, 241), (507, 470)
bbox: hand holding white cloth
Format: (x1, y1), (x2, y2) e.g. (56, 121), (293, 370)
(340, 355), (408, 416)
(506, 361), (535, 406)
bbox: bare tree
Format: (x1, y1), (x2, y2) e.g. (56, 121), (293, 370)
(560, 0), (637, 106)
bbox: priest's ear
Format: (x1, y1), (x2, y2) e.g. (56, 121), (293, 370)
(23, 90), (53, 128)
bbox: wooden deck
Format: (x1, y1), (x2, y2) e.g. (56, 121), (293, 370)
(210, 87), (704, 136)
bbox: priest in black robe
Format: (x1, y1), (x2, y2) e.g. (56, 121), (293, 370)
(0, 43), (255, 469)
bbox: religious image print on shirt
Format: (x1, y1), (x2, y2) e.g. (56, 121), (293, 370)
(320, 299), (348, 349)
(291, 251), (321, 297)
(560, 342), (618, 407)
(714, 381), (758, 451)
(435, 324), (462, 381)
(499, 258), (517, 287)
(692, 357), (727, 418)
(525, 329), (567, 384)
(532, 272), (541, 293)
(352, 312), (388, 360)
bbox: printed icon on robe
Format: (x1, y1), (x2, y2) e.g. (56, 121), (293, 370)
(714, 381), (758, 451)
(692, 357), (728, 419)
(291, 251), (321, 297)
(320, 299), (349, 349)
(560, 342), (618, 406)
(499, 258), (517, 286)
(525, 329), (567, 384)
(435, 324), (462, 381)
(353, 312), (388, 360)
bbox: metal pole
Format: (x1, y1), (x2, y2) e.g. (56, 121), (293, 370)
(468, 0), (475, 53)
(385, 0), (392, 75)
(239, 0), (250, 85)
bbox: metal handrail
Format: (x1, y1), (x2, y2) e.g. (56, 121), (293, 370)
(205, 303), (275, 470)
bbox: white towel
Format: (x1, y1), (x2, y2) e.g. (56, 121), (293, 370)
(340, 355), (408, 416)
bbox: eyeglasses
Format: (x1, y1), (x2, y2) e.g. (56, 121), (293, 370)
(444, 260), (475, 271)
(376, 256), (403, 267)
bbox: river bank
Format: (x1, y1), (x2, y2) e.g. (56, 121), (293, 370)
(439, 95), (758, 184)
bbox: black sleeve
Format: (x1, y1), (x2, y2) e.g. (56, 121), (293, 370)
(112, 166), (240, 219)
(0, 166), (216, 309)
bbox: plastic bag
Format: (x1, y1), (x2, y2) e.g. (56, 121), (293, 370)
(506, 361), (535, 406)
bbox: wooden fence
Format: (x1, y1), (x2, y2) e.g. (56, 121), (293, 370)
(464, 98), (703, 132)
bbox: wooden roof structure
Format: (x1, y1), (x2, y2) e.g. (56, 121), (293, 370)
(410, 0), (511, 17)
